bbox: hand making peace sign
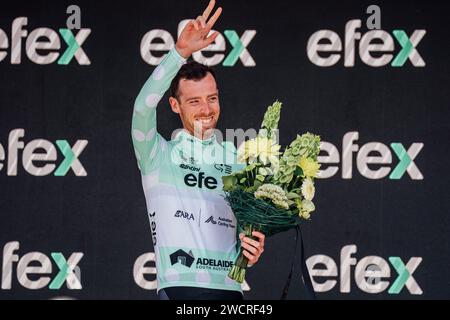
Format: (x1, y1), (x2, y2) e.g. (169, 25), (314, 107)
(175, 0), (223, 59)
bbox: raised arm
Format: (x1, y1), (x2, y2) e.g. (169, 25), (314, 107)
(132, 49), (186, 174)
(131, 0), (222, 174)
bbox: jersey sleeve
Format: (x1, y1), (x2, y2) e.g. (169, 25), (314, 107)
(131, 48), (187, 174)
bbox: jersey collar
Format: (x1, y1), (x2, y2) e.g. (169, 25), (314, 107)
(174, 129), (217, 146)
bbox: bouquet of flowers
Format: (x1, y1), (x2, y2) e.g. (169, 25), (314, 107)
(222, 101), (321, 283)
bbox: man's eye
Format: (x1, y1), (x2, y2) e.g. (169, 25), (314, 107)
(209, 97), (217, 102)
(190, 100), (199, 104)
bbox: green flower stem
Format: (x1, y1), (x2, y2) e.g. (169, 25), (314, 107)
(293, 175), (301, 188)
(288, 175), (302, 191)
(228, 224), (254, 283)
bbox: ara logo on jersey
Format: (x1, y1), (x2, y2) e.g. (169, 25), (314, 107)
(174, 210), (195, 221)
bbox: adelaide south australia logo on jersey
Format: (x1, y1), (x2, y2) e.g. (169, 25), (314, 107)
(170, 249), (233, 271)
(170, 249), (195, 267)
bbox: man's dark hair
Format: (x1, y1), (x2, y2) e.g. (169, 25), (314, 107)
(170, 60), (217, 100)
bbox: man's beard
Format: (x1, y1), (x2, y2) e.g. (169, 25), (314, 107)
(193, 118), (217, 139)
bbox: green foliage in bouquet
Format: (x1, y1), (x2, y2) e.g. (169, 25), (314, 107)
(223, 100), (321, 283)
(260, 100), (282, 138)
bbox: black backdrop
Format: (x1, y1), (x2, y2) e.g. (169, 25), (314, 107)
(0, 0), (449, 299)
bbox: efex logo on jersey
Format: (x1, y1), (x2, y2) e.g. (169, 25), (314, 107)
(0, 17), (91, 65)
(184, 172), (218, 189)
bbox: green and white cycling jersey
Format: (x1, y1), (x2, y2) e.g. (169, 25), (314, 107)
(132, 48), (244, 293)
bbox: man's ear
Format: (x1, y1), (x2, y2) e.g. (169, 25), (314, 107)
(169, 96), (180, 114)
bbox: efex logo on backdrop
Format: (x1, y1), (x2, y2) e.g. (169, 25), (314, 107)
(0, 129), (88, 176)
(141, 20), (256, 67)
(318, 132), (424, 180)
(1, 241), (83, 290)
(307, 19), (426, 67)
(307, 244), (422, 295)
(0, 17), (91, 65)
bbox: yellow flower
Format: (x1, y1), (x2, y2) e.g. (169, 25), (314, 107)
(237, 136), (281, 166)
(301, 177), (315, 201)
(299, 157), (321, 177)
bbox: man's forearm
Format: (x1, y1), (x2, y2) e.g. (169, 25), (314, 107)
(133, 48), (186, 117)
(131, 48), (186, 173)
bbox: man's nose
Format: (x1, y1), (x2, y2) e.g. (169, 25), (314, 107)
(199, 100), (212, 114)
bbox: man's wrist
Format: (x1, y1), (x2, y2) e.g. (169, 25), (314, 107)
(175, 44), (192, 59)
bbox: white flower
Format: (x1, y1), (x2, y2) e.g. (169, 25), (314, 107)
(301, 177), (315, 201)
(237, 139), (256, 163)
(237, 136), (281, 166)
(302, 200), (315, 212)
(300, 199), (315, 219)
(255, 184), (289, 209)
